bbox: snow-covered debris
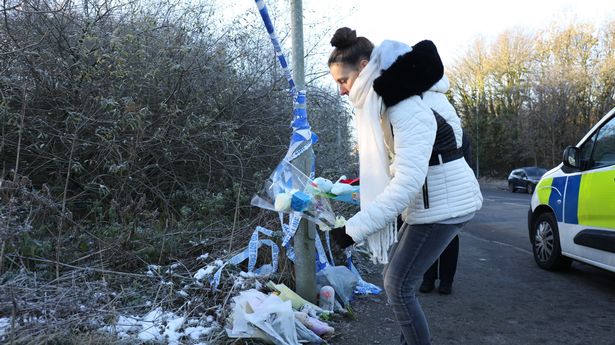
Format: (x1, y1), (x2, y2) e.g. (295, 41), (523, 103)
(194, 265), (216, 281)
(194, 259), (226, 282)
(101, 308), (218, 345)
(146, 264), (161, 277)
(239, 271), (257, 279)
(166, 263), (181, 274)
(0, 318), (10, 338)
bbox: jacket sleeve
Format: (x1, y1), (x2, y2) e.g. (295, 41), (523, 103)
(345, 96), (437, 242)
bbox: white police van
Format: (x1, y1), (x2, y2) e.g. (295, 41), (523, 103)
(528, 107), (615, 272)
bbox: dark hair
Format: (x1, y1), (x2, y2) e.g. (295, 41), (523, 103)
(327, 27), (374, 68)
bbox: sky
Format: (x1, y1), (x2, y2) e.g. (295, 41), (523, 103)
(229, 0), (615, 66)
(314, 0), (615, 64)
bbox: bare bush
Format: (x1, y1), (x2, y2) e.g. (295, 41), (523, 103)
(0, 0), (354, 342)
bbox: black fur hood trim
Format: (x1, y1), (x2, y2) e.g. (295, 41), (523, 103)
(373, 40), (444, 108)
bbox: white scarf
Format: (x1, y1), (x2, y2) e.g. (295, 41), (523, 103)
(348, 40), (412, 264)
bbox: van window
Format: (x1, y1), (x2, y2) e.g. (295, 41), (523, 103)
(579, 132), (597, 170)
(590, 117), (615, 169)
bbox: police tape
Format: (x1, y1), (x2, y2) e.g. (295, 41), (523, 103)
(206, 212), (334, 289)
(286, 91), (318, 168)
(254, 0), (318, 170)
(314, 228), (331, 272)
(280, 211), (302, 247)
(209, 226), (280, 289)
(255, 0), (296, 97)
(206, 222), (380, 296)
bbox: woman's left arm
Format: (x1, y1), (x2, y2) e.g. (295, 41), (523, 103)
(345, 96), (437, 242)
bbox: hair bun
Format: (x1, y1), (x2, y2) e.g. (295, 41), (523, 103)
(330, 27), (358, 49)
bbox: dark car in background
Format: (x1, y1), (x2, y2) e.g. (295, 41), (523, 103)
(507, 167), (548, 194)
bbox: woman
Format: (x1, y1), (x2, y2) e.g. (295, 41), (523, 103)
(327, 27), (483, 345)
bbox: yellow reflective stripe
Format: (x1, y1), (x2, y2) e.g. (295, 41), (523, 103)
(578, 173), (592, 225)
(536, 177), (553, 205)
(578, 168), (615, 228)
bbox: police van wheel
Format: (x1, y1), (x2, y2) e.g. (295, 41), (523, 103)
(532, 212), (572, 271)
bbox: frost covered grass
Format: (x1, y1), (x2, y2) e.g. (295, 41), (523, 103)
(0, 178), (292, 345)
(0, 244), (291, 345)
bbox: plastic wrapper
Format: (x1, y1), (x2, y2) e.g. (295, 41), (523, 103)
(294, 312), (334, 337)
(319, 216), (346, 231)
(252, 160), (336, 228)
(316, 265), (358, 307)
(226, 290), (276, 343)
(227, 289), (299, 345)
(294, 318), (324, 343)
(266, 281), (322, 312)
(245, 295), (298, 345)
(346, 249), (383, 295)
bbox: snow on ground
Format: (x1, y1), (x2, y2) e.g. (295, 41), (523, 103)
(98, 257), (268, 344)
(0, 318), (10, 338)
(193, 259), (226, 281)
(101, 308), (219, 345)
(2, 256), (268, 344)
(194, 265), (217, 281)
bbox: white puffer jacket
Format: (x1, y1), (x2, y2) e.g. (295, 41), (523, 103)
(402, 77), (483, 224)
(345, 41), (483, 243)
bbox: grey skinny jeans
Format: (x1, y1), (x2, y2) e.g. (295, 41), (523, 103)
(383, 222), (463, 345)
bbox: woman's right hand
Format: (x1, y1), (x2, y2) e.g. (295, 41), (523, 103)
(329, 226), (355, 249)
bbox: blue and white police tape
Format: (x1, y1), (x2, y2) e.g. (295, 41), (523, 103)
(314, 229), (332, 272)
(248, 226), (280, 274)
(286, 91), (318, 167)
(279, 212), (299, 262)
(207, 226), (280, 289)
(280, 211), (302, 247)
(254, 0), (296, 97)
(280, 211), (336, 271)
(324, 230), (336, 266)
(253, 0), (317, 168)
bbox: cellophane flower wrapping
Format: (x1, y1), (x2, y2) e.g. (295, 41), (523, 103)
(251, 160), (337, 228)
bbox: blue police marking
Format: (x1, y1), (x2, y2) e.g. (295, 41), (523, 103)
(549, 176), (567, 222)
(564, 174), (581, 225)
